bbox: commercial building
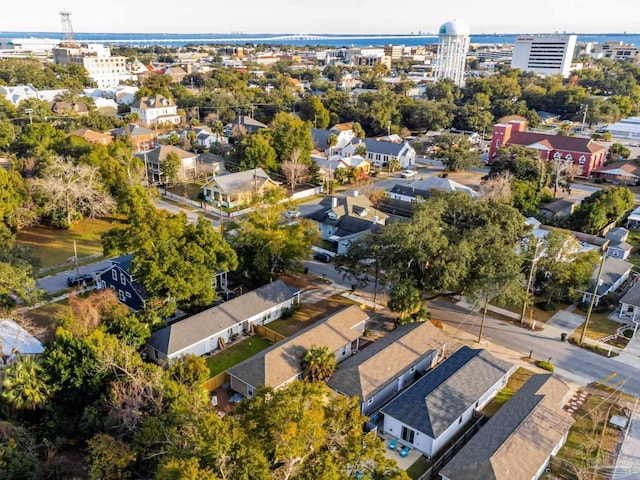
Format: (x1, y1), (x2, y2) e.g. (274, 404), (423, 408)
(511, 34), (577, 77)
(435, 20), (470, 86)
(53, 43), (135, 89)
(488, 120), (607, 178)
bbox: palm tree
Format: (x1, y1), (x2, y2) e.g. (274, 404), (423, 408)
(302, 345), (336, 382)
(327, 134), (338, 158)
(1, 356), (50, 411)
(354, 144), (367, 157)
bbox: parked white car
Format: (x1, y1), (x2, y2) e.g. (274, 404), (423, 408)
(285, 209), (300, 218)
(401, 170), (416, 178)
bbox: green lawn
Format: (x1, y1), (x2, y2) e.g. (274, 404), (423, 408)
(205, 336), (272, 377)
(500, 301), (570, 324)
(166, 182), (205, 202)
(481, 367), (535, 417)
(578, 311), (626, 341)
(23, 299), (70, 343)
(406, 455), (430, 480)
(268, 295), (357, 337)
(556, 394), (624, 471)
(16, 216), (126, 268)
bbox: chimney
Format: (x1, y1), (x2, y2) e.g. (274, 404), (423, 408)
(331, 197), (338, 208)
(373, 215), (379, 224)
(351, 190), (359, 197)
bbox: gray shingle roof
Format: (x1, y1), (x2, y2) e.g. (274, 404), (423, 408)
(134, 145), (196, 164)
(353, 138), (411, 156)
(304, 194), (387, 236)
(130, 94), (175, 110)
(112, 124), (155, 137)
(327, 321), (450, 402)
(201, 168), (275, 195)
(381, 346), (513, 438)
(439, 374), (573, 480)
(228, 305), (368, 389)
(620, 280), (640, 307)
(147, 280), (299, 357)
(590, 257), (633, 296)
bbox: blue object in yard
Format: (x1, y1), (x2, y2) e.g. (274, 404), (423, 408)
(388, 439), (397, 450)
(399, 446), (410, 458)
(229, 392), (244, 403)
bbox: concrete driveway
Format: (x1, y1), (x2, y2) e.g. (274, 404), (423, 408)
(545, 306), (585, 334)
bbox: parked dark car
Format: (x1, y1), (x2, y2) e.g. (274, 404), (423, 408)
(67, 273), (94, 287)
(313, 252), (332, 263)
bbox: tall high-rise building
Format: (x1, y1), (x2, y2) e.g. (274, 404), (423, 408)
(511, 34), (577, 77)
(435, 20), (470, 86)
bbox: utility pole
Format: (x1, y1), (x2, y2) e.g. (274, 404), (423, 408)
(581, 104), (589, 134)
(580, 246), (608, 344)
(520, 239), (541, 323)
(73, 241), (80, 276)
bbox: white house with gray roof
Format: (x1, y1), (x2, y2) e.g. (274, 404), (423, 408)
(344, 138), (416, 169)
(581, 256), (634, 306)
(146, 280), (300, 363)
(328, 321), (450, 415)
(440, 374), (573, 480)
(381, 346), (514, 458)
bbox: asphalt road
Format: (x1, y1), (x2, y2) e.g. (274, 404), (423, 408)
(36, 259), (113, 294)
(429, 299), (640, 397)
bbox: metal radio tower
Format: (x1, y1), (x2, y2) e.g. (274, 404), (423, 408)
(59, 10), (77, 46)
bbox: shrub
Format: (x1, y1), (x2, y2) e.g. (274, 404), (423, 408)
(535, 360), (555, 372)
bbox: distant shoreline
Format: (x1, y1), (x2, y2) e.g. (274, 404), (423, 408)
(1, 31), (638, 48)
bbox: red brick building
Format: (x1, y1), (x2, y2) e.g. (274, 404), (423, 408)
(487, 120), (607, 178)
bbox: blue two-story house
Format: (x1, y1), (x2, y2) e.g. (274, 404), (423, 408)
(96, 255), (147, 311)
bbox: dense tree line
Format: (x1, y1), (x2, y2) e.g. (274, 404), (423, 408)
(0, 290), (407, 479)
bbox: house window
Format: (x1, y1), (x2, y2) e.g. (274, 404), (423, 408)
(401, 426), (415, 444)
(120, 272), (126, 284)
(553, 152), (561, 159)
(125, 291), (131, 298)
(410, 366), (416, 373)
(112, 269), (117, 281)
(248, 387), (254, 397)
(579, 155), (586, 164)
(367, 399), (373, 405)
(565, 154), (573, 161)
(458, 417), (463, 424)
(118, 289), (126, 301)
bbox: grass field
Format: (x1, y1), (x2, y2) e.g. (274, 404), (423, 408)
(22, 299), (69, 343)
(578, 311), (627, 342)
(166, 182), (205, 202)
(205, 336), (272, 377)
(268, 295), (357, 337)
(481, 367), (535, 417)
(16, 216), (125, 268)
(556, 393), (624, 475)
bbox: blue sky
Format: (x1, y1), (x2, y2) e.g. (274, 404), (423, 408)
(3, 0), (640, 34)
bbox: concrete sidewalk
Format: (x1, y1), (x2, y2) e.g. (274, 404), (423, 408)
(613, 401), (640, 479)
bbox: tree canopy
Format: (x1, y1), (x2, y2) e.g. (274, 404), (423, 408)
(336, 191), (526, 301)
(102, 186), (238, 310)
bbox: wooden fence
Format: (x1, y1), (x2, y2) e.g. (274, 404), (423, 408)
(254, 324), (285, 343)
(203, 372), (230, 392)
(417, 414), (488, 480)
